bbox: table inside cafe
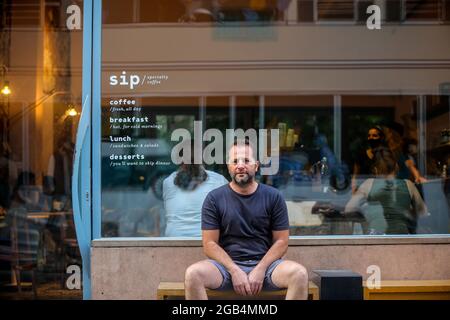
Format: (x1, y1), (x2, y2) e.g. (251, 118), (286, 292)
(286, 199), (366, 236)
(0, 209), (76, 274)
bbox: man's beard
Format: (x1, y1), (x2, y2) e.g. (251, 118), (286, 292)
(232, 172), (253, 186)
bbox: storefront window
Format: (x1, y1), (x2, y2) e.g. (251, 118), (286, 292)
(0, 0), (83, 299)
(100, 0), (450, 239)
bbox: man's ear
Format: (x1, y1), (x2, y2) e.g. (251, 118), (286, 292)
(255, 160), (260, 172)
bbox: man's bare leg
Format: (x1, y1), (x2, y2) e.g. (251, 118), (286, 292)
(271, 260), (308, 300)
(185, 260), (223, 300)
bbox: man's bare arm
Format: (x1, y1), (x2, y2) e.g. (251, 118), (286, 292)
(202, 229), (251, 295)
(202, 229), (238, 273)
(248, 230), (289, 295)
(257, 230), (289, 271)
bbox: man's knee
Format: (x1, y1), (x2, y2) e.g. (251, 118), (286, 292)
(289, 264), (308, 286)
(185, 263), (204, 286)
(272, 261), (308, 288)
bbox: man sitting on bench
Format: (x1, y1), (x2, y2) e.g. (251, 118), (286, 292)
(185, 139), (308, 300)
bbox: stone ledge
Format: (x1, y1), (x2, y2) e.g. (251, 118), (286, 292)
(92, 235), (450, 248)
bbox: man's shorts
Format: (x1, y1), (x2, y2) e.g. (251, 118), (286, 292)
(208, 259), (283, 291)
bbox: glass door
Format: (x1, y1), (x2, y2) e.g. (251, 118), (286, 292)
(0, 0), (85, 300)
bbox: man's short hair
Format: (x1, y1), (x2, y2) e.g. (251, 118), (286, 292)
(232, 137), (256, 157)
(231, 137), (258, 161)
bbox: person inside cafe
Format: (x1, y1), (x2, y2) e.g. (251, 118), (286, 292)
(184, 139), (309, 299)
(352, 125), (426, 193)
(162, 140), (228, 237)
(345, 147), (428, 234)
(383, 122), (427, 183)
(351, 125), (387, 193)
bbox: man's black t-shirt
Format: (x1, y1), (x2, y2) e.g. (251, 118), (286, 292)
(201, 183), (289, 261)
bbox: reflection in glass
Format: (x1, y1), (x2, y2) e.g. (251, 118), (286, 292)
(100, 0), (450, 239)
(0, 0), (82, 299)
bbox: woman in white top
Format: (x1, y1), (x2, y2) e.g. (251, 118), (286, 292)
(163, 163), (228, 237)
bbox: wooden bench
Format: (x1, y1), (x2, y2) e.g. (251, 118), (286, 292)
(157, 281), (319, 300)
(363, 280), (450, 300)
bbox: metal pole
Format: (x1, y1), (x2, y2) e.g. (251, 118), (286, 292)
(417, 95), (427, 176)
(229, 95), (236, 129)
(333, 95), (342, 162)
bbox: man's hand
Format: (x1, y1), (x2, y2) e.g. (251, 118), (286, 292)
(248, 265), (265, 295)
(230, 267), (252, 296)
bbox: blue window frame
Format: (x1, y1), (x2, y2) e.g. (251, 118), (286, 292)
(73, 0), (101, 300)
(74, 0), (450, 300)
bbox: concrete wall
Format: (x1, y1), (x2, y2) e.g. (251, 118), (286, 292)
(91, 237), (450, 300)
(101, 24), (450, 96)
(103, 25), (450, 62)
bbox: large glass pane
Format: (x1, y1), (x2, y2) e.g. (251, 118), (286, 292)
(101, 96), (199, 237)
(342, 95), (450, 235)
(0, 0), (82, 299)
(100, 0), (450, 238)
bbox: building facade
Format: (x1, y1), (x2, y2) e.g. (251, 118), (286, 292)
(0, 0), (449, 300)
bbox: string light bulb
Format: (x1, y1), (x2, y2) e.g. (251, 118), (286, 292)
(66, 105), (78, 117)
(1, 81), (11, 96)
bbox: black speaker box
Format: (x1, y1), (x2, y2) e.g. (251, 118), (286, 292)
(312, 270), (363, 300)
